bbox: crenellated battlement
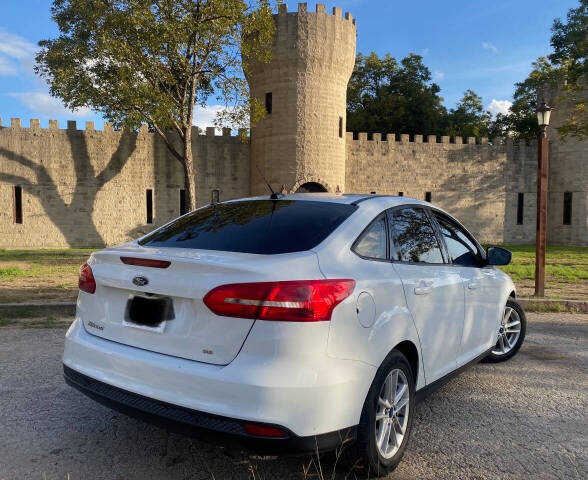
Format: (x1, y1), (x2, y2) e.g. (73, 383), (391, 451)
(0, 117), (248, 139)
(276, 3), (356, 25)
(346, 131), (538, 148)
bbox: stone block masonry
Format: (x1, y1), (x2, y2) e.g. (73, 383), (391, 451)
(0, 119), (249, 248)
(1, 2), (586, 248)
(0, 115), (586, 248)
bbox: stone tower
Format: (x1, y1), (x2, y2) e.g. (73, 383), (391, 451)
(246, 3), (356, 195)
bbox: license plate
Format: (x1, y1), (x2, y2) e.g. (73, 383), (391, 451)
(123, 295), (174, 333)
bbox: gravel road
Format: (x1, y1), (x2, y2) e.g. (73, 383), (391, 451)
(1, 313), (587, 479)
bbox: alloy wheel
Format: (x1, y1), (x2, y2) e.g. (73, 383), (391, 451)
(491, 306), (522, 356)
(374, 368), (410, 459)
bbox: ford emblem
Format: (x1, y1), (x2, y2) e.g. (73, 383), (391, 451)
(132, 276), (149, 287)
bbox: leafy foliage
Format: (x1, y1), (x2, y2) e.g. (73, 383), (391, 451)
(348, 2), (587, 141)
(36, 0), (275, 209)
(446, 90), (492, 139)
(347, 53), (449, 137)
(347, 53), (493, 139)
(495, 0), (587, 140)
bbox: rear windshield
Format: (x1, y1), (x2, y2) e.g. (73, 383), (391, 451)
(138, 200), (357, 254)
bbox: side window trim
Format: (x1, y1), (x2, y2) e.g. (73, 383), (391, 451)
(386, 204), (447, 266)
(429, 209), (485, 267)
(424, 207), (450, 264)
(351, 212), (390, 262)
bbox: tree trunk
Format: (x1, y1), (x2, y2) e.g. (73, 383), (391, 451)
(182, 127), (197, 211)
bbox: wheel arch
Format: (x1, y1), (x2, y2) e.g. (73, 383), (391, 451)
(393, 340), (419, 383)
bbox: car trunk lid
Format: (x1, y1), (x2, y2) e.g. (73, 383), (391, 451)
(78, 244), (324, 365)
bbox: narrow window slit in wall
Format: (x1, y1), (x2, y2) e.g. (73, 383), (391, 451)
(14, 186), (22, 224)
(265, 92), (272, 114)
(211, 189), (220, 204)
(563, 192), (572, 225)
(516, 193), (524, 225)
(179, 189), (187, 216)
(146, 189), (153, 224)
(425, 192), (432, 203)
(398, 192), (404, 197)
(338, 117), (343, 138)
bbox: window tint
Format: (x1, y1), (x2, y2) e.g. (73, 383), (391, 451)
(353, 215), (387, 259)
(139, 200), (357, 255)
(434, 214), (480, 266)
(389, 207), (444, 263)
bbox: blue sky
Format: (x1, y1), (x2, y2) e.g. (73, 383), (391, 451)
(0, 0), (579, 130)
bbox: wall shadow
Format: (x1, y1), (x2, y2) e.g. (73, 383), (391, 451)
(0, 129), (138, 247)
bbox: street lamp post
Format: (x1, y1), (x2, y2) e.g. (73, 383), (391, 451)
(534, 100), (553, 297)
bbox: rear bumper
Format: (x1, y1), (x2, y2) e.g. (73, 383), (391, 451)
(64, 364), (354, 453)
(63, 318), (375, 441)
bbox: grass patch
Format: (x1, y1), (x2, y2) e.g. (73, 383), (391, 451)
(0, 248), (96, 260)
(23, 316), (58, 329)
(494, 244), (588, 300)
(0, 266), (26, 279)
(522, 302), (569, 313)
(0, 315), (72, 329)
(0, 317), (18, 327)
(0, 245), (586, 303)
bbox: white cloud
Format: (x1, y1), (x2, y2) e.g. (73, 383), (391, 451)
(0, 56), (18, 76)
(193, 104), (245, 133)
(0, 29), (36, 76)
(0, 29), (36, 59)
(7, 92), (93, 117)
(193, 104), (224, 129)
(433, 70), (444, 80)
(422, 48), (430, 56)
(487, 99), (512, 118)
(482, 41), (498, 54)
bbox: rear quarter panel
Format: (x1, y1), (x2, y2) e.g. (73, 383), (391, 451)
(313, 202), (426, 390)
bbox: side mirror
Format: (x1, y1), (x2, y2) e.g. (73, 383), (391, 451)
(486, 246), (512, 266)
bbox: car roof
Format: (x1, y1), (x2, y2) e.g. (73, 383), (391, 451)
(228, 193), (431, 207)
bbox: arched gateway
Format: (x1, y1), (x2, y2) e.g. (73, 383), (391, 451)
(295, 182), (328, 193)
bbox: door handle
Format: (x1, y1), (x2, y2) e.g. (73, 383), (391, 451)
(414, 286), (432, 295)
(467, 282), (479, 290)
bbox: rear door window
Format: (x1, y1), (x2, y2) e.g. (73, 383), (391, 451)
(388, 207), (444, 263)
(139, 200), (357, 254)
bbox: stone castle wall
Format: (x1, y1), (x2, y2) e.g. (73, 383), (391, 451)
(0, 119), (249, 248)
(1, 116), (586, 248)
(345, 133), (539, 244)
(545, 90), (588, 246)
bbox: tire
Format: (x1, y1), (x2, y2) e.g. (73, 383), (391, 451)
(482, 298), (526, 363)
(355, 350), (415, 477)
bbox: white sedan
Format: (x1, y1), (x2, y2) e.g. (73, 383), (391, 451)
(63, 193), (525, 476)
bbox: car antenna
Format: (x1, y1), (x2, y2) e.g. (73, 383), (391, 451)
(255, 164), (279, 200)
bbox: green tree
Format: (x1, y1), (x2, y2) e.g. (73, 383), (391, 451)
(549, 0), (587, 138)
(447, 89), (492, 138)
(496, 0), (587, 140)
(346, 52), (448, 136)
(35, 0), (275, 211)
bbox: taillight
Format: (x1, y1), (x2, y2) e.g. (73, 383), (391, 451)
(203, 279), (355, 322)
(120, 257), (171, 268)
(79, 263), (96, 294)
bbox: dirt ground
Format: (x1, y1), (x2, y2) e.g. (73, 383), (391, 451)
(1, 312), (586, 479)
